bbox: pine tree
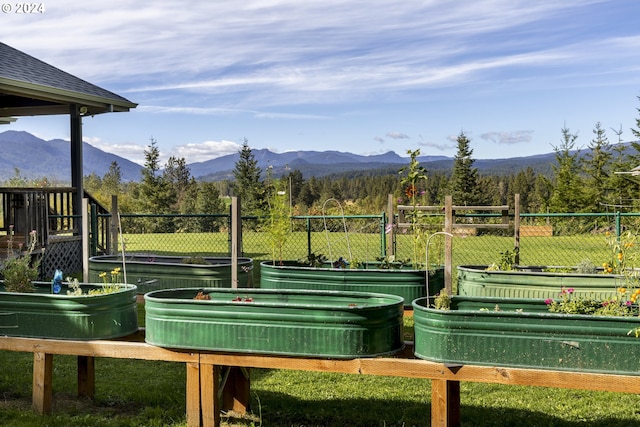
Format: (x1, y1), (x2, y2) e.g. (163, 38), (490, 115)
(583, 122), (612, 211)
(231, 139), (266, 215)
(138, 138), (176, 231)
(549, 126), (585, 213)
(196, 181), (225, 232)
(450, 131), (480, 205)
(102, 161), (122, 198)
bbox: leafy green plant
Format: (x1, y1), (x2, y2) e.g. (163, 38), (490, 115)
(374, 255), (411, 269)
(300, 252), (327, 267)
(398, 148), (428, 269)
(486, 248), (517, 271)
(602, 230), (638, 274)
(2, 229), (40, 292)
(95, 267), (124, 294)
(66, 276), (82, 295)
(433, 288), (450, 310)
(264, 168), (291, 264)
(575, 258), (597, 274)
(545, 287), (637, 317)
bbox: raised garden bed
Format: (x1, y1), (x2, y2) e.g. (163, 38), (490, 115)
(260, 260), (444, 307)
(144, 288), (404, 358)
(457, 265), (624, 299)
(412, 295), (640, 375)
(0, 281), (137, 340)
(89, 255), (254, 293)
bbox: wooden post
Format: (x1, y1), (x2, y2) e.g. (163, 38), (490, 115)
(222, 367), (250, 414)
(200, 363), (220, 427)
(444, 196), (453, 294)
(186, 361), (203, 427)
(110, 195), (119, 255)
(431, 379), (461, 427)
(82, 198), (89, 282)
(513, 193), (521, 265)
(70, 105), (84, 234)
(32, 352), (53, 415)
(386, 194), (394, 258)
(231, 197), (241, 289)
(77, 356), (95, 399)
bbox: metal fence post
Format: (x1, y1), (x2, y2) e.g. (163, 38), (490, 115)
(306, 218), (312, 258)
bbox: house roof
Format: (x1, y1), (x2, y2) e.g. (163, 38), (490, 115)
(0, 42), (137, 118)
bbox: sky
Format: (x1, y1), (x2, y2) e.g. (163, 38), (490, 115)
(2, 0), (640, 165)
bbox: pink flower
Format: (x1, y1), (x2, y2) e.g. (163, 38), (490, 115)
(544, 298), (553, 305)
(566, 288), (575, 294)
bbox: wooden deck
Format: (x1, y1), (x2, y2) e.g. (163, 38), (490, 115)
(1, 331), (640, 427)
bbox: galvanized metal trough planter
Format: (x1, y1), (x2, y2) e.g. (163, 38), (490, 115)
(89, 255), (254, 294)
(457, 265), (624, 300)
(413, 295), (640, 375)
(260, 260), (444, 308)
(145, 288), (404, 358)
(0, 281), (138, 340)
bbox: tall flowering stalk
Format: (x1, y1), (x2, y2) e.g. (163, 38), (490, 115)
(399, 149), (428, 268)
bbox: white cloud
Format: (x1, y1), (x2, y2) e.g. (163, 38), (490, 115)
(172, 140), (242, 163)
(481, 131), (534, 145)
(85, 137), (147, 165)
(386, 132), (410, 140)
(2, 0), (629, 111)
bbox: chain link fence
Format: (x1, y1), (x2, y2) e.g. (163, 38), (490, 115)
(110, 211), (640, 277)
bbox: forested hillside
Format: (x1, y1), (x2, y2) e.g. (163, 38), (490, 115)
(77, 123), (640, 218)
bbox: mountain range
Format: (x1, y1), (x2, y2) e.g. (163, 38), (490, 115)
(0, 130), (599, 183)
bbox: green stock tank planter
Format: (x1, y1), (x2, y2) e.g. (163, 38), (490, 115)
(145, 288), (404, 358)
(260, 260), (444, 308)
(412, 295), (640, 375)
(457, 265), (624, 300)
(89, 255), (254, 294)
(0, 281), (137, 340)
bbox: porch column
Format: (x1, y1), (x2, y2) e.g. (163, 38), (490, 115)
(70, 104), (83, 234)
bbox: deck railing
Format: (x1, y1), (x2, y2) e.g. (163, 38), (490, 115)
(0, 187), (109, 255)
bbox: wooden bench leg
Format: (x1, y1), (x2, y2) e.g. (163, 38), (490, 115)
(186, 361), (203, 427)
(222, 367), (250, 414)
(32, 352), (53, 415)
(200, 363), (220, 427)
(431, 379), (461, 427)
(77, 356), (95, 399)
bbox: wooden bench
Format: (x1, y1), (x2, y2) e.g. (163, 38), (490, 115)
(1, 332), (640, 427)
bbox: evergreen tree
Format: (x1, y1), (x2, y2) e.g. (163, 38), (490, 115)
(549, 126), (585, 213)
(231, 139), (265, 215)
(608, 125), (639, 209)
(299, 176), (321, 208)
(583, 122), (612, 211)
(512, 167), (536, 212)
(102, 161), (122, 198)
(286, 169), (304, 207)
(450, 131), (480, 205)
(163, 156), (193, 213)
(196, 181), (225, 232)
(139, 138), (176, 231)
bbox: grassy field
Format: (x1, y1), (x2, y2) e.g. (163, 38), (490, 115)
(119, 230), (612, 266)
